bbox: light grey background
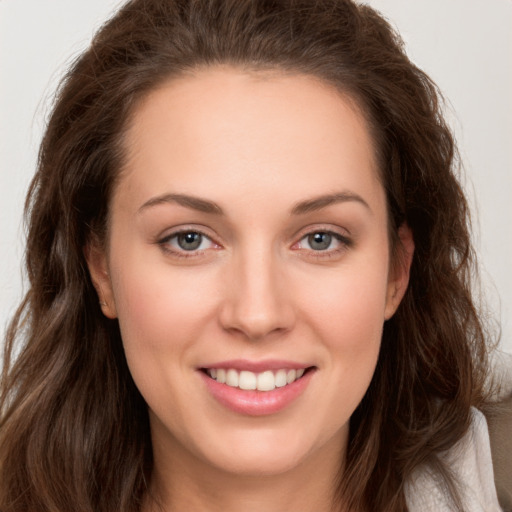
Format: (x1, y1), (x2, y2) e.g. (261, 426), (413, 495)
(1, 0), (511, 354)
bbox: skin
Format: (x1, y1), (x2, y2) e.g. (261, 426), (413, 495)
(87, 67), (413, 512)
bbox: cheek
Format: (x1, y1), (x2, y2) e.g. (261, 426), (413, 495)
(320, 281), (385, 380)
(300, 262), (390, 348)
(296, 259), (389, 401)
(114, 266), (216, 347)
(109, 258), (223, 429)
(280, 263), (389, 443)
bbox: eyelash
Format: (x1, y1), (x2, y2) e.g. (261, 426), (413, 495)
(294, 230), (353, 259)
(156, 228), (353, 259)
(157, 228), (218, 259)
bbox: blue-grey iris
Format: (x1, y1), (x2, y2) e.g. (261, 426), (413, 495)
(308, 232), (332, 250)
(177, 232), (202, 251)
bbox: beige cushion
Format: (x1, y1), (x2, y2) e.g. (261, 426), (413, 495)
(486, 351), (512, 511)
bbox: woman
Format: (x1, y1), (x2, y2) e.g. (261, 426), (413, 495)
(0, 0), (505, 510)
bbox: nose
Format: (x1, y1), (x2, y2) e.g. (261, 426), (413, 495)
(218, 247), (296, 341)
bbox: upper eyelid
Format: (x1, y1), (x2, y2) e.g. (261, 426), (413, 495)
(162, 230), (213, 245)
(299, 229), (349, 239)
(295, 231), (351, 249)
(292, 223), (352, 241)
(298, 231), (349, 242)
(158, 226), (218, 243)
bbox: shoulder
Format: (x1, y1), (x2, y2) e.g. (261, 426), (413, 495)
(405, 408), (504, 511)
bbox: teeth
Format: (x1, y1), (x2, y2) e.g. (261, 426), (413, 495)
(286, 369), (296, 384)
(239, 370), (257, 390)
(226, 369), (239, 387)
(275, 369), (287, 387)
(216, 368), (226, 384)
(257, 370), (275, 391)
(206, 367), (308, 391)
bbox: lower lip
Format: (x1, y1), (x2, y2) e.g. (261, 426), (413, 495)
(199, 369), (314, 416)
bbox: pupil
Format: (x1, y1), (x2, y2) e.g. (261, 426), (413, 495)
(308, 232), (331, 251)
(177, 232), (202, 250)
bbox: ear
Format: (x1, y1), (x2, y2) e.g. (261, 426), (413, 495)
(84, 239), (117, 319)
(384, 223), (414, 320)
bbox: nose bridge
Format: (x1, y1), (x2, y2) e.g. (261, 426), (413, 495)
(220, 238), (294, 340)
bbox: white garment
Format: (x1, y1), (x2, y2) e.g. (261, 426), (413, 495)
(405, 408), (503, 511)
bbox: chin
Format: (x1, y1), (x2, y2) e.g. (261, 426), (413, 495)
(193, 422), (346, 479)
(207, 446), (311, 477)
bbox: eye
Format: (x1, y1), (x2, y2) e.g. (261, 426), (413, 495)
(294, 230), (352, 255)
(173, 232), (207, 251)
(305, 232), (335, 251)
(159, 230), (218, 256)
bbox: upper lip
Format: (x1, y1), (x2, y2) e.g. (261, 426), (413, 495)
(199, 359), (314, 373)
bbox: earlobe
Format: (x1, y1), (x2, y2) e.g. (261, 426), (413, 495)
(84, 240), (117, 319)
(384, 223), (414, 320)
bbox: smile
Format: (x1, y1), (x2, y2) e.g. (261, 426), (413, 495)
(199, 363), (316, 416)
(205, 368), (306, 391)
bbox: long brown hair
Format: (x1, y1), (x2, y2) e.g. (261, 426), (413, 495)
(0, 1), (492, 510)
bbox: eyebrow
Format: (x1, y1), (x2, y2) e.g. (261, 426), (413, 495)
(290, 192), (371, 215)
(138, 193), (224, 215)
(137, 191), (371, 216)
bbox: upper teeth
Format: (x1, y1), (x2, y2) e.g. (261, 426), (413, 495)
(207, 368), (306, 391)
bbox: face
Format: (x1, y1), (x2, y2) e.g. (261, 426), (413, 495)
(88, 67), (412, 480)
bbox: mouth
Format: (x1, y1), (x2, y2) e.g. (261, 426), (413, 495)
(198, 361), (316, 416)
(200, 366), (314, 392)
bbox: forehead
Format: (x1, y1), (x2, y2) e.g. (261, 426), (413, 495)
(116, 67), (382, 212)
